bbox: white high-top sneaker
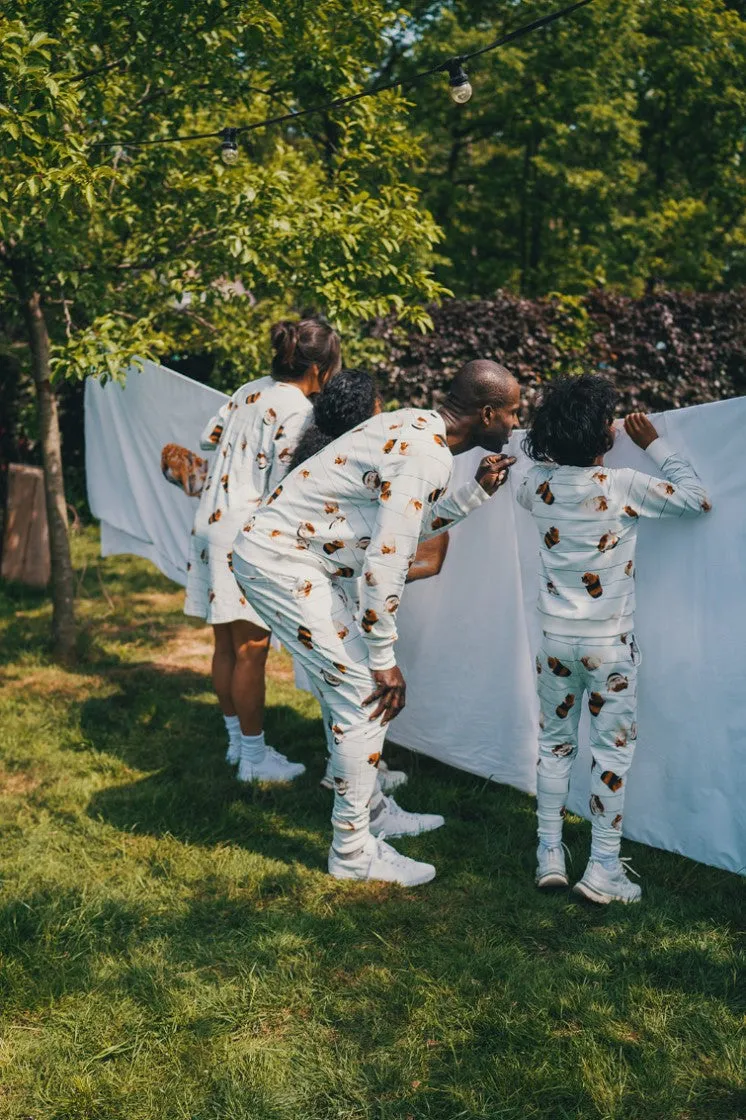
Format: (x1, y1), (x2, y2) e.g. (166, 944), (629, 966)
(328, 835), (436, 885)
(573, 858), (642, 904)
(225, 740), (241, 766)
(378, 759), (408, 793)
(536, 844), (569, 889)
(370, 796), (445, 839)
(237, 748), (305, 784)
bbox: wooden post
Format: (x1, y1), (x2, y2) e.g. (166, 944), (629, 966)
(1, 464), (51, 587)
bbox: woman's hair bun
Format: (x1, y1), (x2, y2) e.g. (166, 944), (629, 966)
(270, 320), (298, 367)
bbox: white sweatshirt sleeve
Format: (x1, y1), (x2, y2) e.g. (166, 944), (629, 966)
(266, 407), (311, 493)
(419, 477), (492, 538)
(359, 457), (452, 670)
(618, 437), (712, 519)
(199, 400), (232, 450)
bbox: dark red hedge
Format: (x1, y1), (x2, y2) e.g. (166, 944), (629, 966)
(372, 289), (746, 420)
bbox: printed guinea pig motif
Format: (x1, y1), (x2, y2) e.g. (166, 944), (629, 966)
(207, 423), (224, 445)
(335, 456), (347, 466)
(227, 551), (233, 572)
(200, 548), (208, 562)
(266, 485), (283, 504)
(361, 609), (378, 633)
(598, 532), (619, 552)
(255, 451), (268, 470)
(656, 481), (676, 496)
(433, 433), (447, 447)
(606, 672), (629, 692)
(589, 794), (605, 816)
(382, 439), (397, 454)
(208, 590), (216, 603)
(615, 726), (629, 748)
(625, 560), (634, 576)
(245, 391), (261, 404)
(321, 669), (343, 687)
(380, 540), (397, 555)
(611, 813), (623, 830)
(536, 480), (555, 505)
(384, 595), (400, 614)
(623, 505), (639, 518)
(379, 481), (392, 501)
(335, 566), (355, 578)
(581, 654), (601, 671)
(556, 694), (576, 719)
(364, 571), (378, 587)
(221, 474), (229, 492)
(297, 625), (313, 650)
(292, 578), (313, 599)
(297, 522), (316, 539)
(263, 407), (277, 425)
(411, 416), (429, 430)
(208, 510), (222, 524)
(546, 580), (560, 596)
(356, 537), (371, 551)
(325, 502), (339, 515)
(601, 770), (624, 792)
(544, 527), (560, 549)
(429, 487), (445, 503)
(368, 752), (382, 766)
(363, 470), (381, 491)
(278, 447), (293, 464)
(551, 742), (574, 757)
(243, 517), (255, 533)
(274, 425), (286, 441)
(407, 498), (423, 514)
(582, 572), (603, 598)
(535, 656), (542, 675)
(323, 540), (345, 555)
(592, 470), (608, 484)
(547, 656), (571, 677)
(588, 692), (606, 716)
(336, 623), (350, 641)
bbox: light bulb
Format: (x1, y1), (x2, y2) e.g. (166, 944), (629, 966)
(447, 61), (473, 104)
(220, 127), (239, 165)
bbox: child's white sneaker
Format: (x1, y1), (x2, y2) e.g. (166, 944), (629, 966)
(225, 741), (241, 766)
(573, 858), (642, 904)
(378, 758), (408, 793)
(328, 835), (436, 885)
(536, 843), (569, 889)
(237, 748), (305, 784)
(320, 757), (335, 790)
(370, 796), (444, 839)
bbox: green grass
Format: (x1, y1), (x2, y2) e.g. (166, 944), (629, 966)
(0, 528), (743, 1120)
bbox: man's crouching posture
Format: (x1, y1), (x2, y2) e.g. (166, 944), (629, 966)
(231, 360), (521, 885)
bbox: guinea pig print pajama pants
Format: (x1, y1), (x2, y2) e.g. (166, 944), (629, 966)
(535, 632), (640, 860)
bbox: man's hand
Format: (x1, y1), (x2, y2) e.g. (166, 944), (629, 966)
(624, 413), (658, 450)
(364, 666), (406, 725)
(475, 454), (517, 495)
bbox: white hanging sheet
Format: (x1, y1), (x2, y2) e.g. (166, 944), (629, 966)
(85, 366), (745, 873)
(85, 362), (227, 587)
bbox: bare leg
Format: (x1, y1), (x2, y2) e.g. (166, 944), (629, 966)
(231, 619), (271, 736)
(212, 624), (236, 716)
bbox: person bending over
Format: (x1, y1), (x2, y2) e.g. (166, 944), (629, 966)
(184, 318), (341, 783)
(517, 374), (711, 904)
(290, 369), (450, 830)
(231, 360), (521, 886)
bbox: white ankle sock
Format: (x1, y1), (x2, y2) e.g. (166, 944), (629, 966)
(240, 731), (266, 763)
(223, 714), (241, 744)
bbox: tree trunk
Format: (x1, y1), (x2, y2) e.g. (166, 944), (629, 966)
(24, 291), (76, 663)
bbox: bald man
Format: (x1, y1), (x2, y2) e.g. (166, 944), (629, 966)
(231, 360), (521, 885)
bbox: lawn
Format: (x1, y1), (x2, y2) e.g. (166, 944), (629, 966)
(0, 528), (743, 1120)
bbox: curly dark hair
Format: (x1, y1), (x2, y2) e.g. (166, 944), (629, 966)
(523, 374), (618, 467)
(290, 368), (380, 470)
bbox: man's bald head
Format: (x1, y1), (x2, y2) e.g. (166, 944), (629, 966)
(439, 359), (521, 454)
(446, 359), (519, 411)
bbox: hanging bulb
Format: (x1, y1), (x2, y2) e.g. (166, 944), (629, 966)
(447, 60), (472, 104)
(220, 127), (239, 165)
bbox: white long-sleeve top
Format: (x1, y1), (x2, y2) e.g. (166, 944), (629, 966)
(233, 408), (491, 669)
(191, 375), (312, 546)
(516, 437), (711, 637)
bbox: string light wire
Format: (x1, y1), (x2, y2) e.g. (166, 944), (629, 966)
(90, 0), (593, 151)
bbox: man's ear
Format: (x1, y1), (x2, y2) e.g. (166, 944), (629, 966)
(480, 404), (495, 427)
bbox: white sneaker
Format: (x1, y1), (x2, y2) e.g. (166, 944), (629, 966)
(536, 844), (569, 889)
(370, 796), (444, 839)
(573, 858), (642, 904)
(225, 741), (241, 766)
(237, 749), (305, 784)
(328, 835), (436, 885)
(320, 757), (335, 791)
(378, 759), (408, 793)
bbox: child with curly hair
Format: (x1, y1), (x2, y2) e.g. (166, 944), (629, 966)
(517, 374), (711, 903)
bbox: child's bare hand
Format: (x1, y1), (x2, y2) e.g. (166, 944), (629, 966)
(624, 413), (658, 450)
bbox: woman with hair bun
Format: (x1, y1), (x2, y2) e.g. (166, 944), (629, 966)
(185, 318), (341, 783)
